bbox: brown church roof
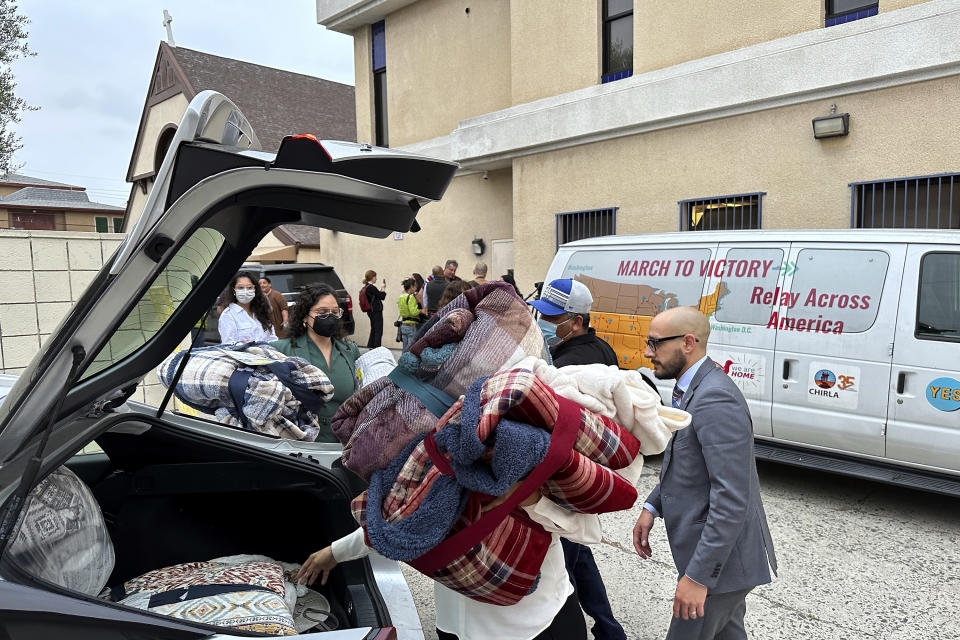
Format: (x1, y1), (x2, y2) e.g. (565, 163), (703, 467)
(169, 45), (356, 152)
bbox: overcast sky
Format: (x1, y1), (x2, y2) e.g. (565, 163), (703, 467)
(10, 0), (355, 207)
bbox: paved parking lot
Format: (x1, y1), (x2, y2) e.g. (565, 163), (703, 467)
(401, 456), (960, 639)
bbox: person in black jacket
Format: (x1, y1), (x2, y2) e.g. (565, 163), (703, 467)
(530, 277), (626, 640)
(362, 269), (387, 348)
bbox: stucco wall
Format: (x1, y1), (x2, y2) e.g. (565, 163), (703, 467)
(635, 1), (818, 75)
(625, 0), (932, 77)
(882, 0), (931, 12)
(511, 73), (960, 287)
(353, 26), (375, 145)
(510, 0), (600, 104)
(380, 0), (512, 146)
(317, 169), (513, 343)
(130, 93), (189, 179)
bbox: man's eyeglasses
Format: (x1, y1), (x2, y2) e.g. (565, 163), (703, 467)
(645, 334), (695, 350)
(310, 308), (343, 319)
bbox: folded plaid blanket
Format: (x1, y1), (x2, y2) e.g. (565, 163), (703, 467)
(400, 281), (549, 398)
(333, 282), (548, 479)
(351, 367), (642, 605)
(158, 344), (334, 441)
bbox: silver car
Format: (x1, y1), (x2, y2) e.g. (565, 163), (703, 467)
(0, 91), (457, 639)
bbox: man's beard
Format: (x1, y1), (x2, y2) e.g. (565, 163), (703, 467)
(652, 350), (686, 380)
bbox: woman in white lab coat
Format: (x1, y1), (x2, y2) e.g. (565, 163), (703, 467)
(217, 271), (277, 344)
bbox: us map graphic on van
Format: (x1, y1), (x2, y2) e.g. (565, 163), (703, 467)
(576, 273), (729, 370)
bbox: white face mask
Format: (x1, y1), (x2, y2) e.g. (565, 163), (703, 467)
(235, 288), (256, 304)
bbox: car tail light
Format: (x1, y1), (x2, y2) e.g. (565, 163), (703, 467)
(346, 293), (353, 311)
(368, 628), (397, 640)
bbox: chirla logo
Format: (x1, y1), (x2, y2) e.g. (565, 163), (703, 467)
(814, 369), (836, 389)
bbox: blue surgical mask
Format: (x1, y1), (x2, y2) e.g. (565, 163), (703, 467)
(538, 316), (572, 349)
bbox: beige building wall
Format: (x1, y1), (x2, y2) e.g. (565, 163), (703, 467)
(381, 0), (512, 146)
(634, 0), (818, 75)
(130, 94), (190, 178)
(317, 169), (513, 344)
(126, 94), (190, 230)
(634, 0), (932, 75)
(353, 26), (375, 145)
(512, 74), (960, 287)
(882, 0), (931, 12)
(509, 0), (600, 104)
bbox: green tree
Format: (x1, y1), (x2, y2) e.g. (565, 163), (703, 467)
(0, 0), (34, 175)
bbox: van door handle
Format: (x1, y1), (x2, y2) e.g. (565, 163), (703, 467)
(782, 360), (790, 380)
(896, 372), (906, 394)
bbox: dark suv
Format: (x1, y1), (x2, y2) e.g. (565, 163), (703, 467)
(205, 263), (355, 343)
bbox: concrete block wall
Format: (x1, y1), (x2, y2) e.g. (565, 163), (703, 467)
(1, 229), (205, 412)
(0, 230), (125, 374)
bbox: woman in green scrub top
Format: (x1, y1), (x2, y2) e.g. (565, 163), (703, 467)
(271, 283), (359, 442)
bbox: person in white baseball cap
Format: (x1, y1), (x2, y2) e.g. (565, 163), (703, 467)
(530, 278), (614, 359)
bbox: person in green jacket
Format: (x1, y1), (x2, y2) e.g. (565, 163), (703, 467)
(271, 283), (359, 443)
(397, 277), (422, 352)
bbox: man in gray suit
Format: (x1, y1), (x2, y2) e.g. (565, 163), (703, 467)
(633, 307), (777, 639)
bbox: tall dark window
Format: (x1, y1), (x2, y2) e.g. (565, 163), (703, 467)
(602, 0), (633, 83)
(851, 173), (960, 229)
(555, 208), (617, 250)
(825, 1), (878, 27)
(679, 193), (764, 231)
(372, 20), (388, 147)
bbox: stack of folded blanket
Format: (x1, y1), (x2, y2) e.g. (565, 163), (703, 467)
(329, 282), (691, 605)
(158, 343), (334, 441)
(333, 282), (549, 479)
(350, 366), (685, 605)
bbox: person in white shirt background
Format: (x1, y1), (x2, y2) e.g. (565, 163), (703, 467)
(217, 271), (278, 344)
(298, 484), (596, 640)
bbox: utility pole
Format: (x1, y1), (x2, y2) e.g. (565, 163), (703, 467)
(162, 9), (175, 47)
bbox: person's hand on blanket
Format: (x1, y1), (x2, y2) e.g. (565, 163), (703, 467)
(298, 546), (337, 586)
(481, 481), (544, 513)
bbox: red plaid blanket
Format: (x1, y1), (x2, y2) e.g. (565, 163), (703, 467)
(351, 368), (641, 605)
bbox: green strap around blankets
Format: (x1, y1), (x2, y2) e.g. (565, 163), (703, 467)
(388, 367), (457, 418)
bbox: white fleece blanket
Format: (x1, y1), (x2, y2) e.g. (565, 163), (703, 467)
(509, 356), (691, 484)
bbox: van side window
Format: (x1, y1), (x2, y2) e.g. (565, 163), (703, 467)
(713, 248), (784, 325)
(785, 249), (888, 333)
(917, 253), (960, 341)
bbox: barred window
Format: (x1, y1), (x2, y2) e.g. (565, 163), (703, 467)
(679, 193), (763, 231)
(851, 173), (960, 229)
(555, 207), (617, 250)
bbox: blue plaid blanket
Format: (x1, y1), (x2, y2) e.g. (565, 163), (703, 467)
(157, 343), (334, 441)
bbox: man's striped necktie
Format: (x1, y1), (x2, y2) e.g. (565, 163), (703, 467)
(672, 384), (684, 408)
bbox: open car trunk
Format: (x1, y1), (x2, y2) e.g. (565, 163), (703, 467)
(13, 413), (386, 636)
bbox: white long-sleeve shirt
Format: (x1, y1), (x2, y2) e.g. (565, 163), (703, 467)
(331, 498), (601, 640)
(217, 303), (277, 344)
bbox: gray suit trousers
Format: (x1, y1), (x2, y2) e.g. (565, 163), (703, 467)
(665, 587), (751, 640)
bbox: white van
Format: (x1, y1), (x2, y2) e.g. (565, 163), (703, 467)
(544, 230), (960, 494)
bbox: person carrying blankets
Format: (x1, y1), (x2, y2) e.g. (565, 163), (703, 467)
(298, 283), (691, 640)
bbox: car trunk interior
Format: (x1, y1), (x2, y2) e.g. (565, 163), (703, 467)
(57, 416), (385, 632)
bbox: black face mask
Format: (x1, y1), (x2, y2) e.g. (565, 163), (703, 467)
(311, 315), (339, 337)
